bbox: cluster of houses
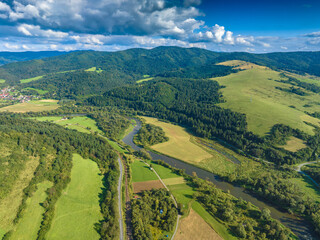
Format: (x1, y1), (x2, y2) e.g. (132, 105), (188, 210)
(0, 87), (33, 102)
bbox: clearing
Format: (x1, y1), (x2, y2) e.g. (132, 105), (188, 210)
(20, 75), (43, 84)
(279, 136), (307, 152)
(0, 157), (39, 239)
(47, 154), (103, 240)
(85, 67), (103, 73)
(0, 99), (59, 113)
(212, 62), (320, 136)
(141, 116), (212, 163)
(136, 77), (154, 83)
(35, 116), (103, 134)
(217, 60), (269, 70)
(289, 177), (320, 202)
(9, 181), (53, 240)
(22, 87), (48, 95)
(174, 209), (222, 240)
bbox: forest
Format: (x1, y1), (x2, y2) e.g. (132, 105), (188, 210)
(134, 123), (169, 147)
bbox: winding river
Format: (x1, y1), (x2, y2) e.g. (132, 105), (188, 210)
(122, 119), (316, 240)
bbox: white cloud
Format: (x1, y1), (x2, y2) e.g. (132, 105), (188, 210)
(17, 24), (68, 38)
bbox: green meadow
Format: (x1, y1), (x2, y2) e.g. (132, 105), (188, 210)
(0, 79), (5, 84)
(213, 67), (320, 136)
(36, 116), (103, 134)
(9, 181), (53, 240)
(131, 159), (158, 182)
(47, 154), (103, 240)
(20, 75), (44, 83)
(136, 77), (154, 83)
(22, 87), (48, 94)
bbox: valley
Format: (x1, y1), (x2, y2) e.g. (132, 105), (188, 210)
(0, 47), (319, 240)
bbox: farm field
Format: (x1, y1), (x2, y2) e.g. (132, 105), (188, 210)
(174, 208), (222, 240)
(35, 116), (103, 134)
(47, 154), (103, 240)
(9, 181), (53, 240)
(0, 157), (39, 239)
(141, 116), (212, 163)
(213, 62), (320, 135)
(136, 77), (154, 83)
(0, 99), (59, 113)
(131, 159), (158, 182)
(0, 79), (5, 83)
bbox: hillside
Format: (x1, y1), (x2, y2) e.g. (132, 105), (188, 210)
(0, 51), (68, 66)
(214, 60), (320, 135)
(0, 47), (320, 98)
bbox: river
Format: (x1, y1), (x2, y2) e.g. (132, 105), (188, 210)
(122, 119), (316, 240)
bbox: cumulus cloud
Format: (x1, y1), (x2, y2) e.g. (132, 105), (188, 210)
(0, 0), (318, 52)
(17, 24), (68, 38)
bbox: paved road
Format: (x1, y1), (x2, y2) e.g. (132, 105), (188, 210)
(296, 161), (320, 189)
(117, 156), (124, 240)
(296, 161), (318, 172)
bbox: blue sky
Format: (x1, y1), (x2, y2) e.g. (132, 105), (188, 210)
(0, 0), (319, 52)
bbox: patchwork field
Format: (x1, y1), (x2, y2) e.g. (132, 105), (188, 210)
(141, 116), (212, 163)
(10, 181), (53, 240)
(85, 67), (103, 73)
(0, 157), (39, 239)
(130, 159), (234, 240)
(47, 154), (103, 240)
(0, 99), (59, 113)
(174, 209), (222, 240)
(213, 62), (320, 135)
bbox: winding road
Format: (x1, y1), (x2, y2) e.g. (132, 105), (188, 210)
(296, 161), (320, 188)
(117, 156), (124, 240)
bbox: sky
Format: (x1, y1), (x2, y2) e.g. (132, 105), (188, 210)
(0, 0), (319, 52)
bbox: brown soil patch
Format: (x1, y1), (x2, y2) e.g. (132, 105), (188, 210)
(175, 209), (222, 240)
(133, 180), (164, 193)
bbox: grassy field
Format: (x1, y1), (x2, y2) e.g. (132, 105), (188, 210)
(10, 181), (53, 240)
(136, 77), (154, 83)
(20, 75), (43, 83)
(131, 159), (158, 182)
(0, 79), (5, 83)
(35, 116), (103, 134)
(175, 208), (222, 240)
(85, 67), (103, 73)
(22, 87), (48, 95)
(47, 154), (103, 240)
(213, 61), (320, 136)
(141, 116), (212, 163)
(279, 136), (307, 152)
(289, 177), (320, 202)
(0, 157), (39, 239)
(0, 99), (59, 113)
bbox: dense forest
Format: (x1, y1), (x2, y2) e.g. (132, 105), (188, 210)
(86, 78), (319, 165)
(0, 115), (120, 240)
(134, 123), (168, 147)
(1, 47), (320, 94)
(131, 189), (177, 240)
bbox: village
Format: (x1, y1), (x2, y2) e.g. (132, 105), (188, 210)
(0, 86), (36, 103)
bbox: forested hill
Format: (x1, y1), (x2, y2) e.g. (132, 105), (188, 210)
(1, 47), (320, 84)
(0, 51), (68, 66)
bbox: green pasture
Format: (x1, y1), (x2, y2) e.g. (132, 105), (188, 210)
(47, 154), (103, 240)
